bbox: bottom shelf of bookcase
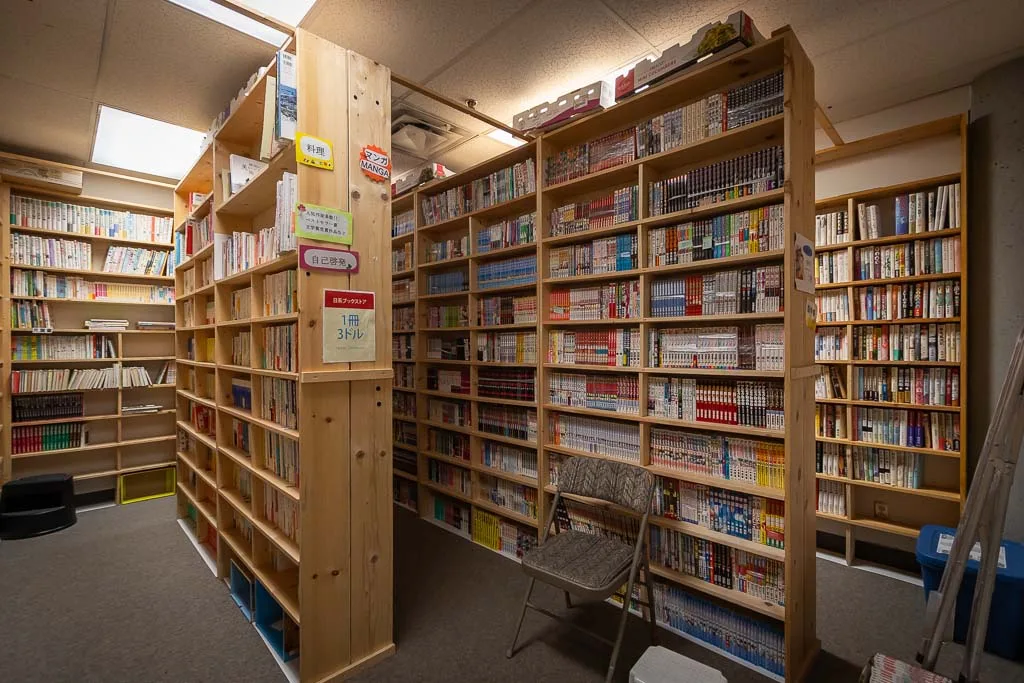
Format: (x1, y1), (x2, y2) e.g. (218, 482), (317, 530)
(422, 514), (472, 541)
(177, 517), (217, 577)
(658, 620), (785, 683)
(393, 499), (419, 514)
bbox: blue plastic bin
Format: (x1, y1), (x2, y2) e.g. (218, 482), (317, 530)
(916, 524), (1024, 661)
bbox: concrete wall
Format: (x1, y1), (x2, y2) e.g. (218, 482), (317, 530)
(968, 57), (1024, 540)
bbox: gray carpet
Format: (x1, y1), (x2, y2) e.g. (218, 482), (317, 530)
(2, 499), (1023, 683)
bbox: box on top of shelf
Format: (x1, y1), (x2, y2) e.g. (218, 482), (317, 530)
(513, 81), (615, 134)
(392, 162), (454, 197)
(615, 11), (763, 101)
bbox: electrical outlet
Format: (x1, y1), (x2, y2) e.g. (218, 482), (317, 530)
(874, 501), (889, 520)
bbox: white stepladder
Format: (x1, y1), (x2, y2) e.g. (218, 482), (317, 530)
(910, 325), (1024, 682)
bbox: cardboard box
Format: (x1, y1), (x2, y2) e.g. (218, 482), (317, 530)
(391, 162), (454, 197)
(615, 11), (762, 101)
(0, 159), (83, 193)
(512, 81), (615, 133)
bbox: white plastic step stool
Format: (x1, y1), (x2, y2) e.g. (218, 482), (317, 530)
(630, 646), (727, 683)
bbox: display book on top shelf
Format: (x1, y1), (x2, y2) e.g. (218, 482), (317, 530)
(392, 28), (818, 681)
(812, 114), (967, 559)
(0, 183), (177, 497)
(172, 30), (394, 683)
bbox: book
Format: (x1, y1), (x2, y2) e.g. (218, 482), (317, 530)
(548, 411), (640, 462)
(228, 155), (268, 195)
(276, 50), (297, 141)
(12, 393), (84, 421)
(420, 158), (536, 225)
(648, 146), (783, 216)
(9, 195), (173, 243)
(260, 74), (280, 160)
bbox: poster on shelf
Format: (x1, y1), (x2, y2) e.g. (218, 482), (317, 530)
(794, 233), (815, 294)
(295, 203), (353, 245)
(322, 289), (376, 363)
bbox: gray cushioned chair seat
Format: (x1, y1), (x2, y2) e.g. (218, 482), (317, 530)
(522, 530), (633, 594)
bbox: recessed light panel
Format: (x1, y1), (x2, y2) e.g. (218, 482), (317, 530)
(91, 106), (205, 179)
(165, 0), (289, 45)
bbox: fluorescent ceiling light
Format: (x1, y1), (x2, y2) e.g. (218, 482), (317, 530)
(165, 0), (288, 45)
(234, 0), (316, 26)
(486, 129), (527, 148)
(91, 106), (205, 179)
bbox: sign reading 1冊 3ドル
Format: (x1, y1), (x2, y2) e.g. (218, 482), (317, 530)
(322, 289), (376, 363)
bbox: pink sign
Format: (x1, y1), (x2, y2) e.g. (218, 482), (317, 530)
(299, 244), (359, 274)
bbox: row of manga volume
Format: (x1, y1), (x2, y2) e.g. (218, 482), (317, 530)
(394, 363), (415, 389)
(392, 242), (413, 273)
(549, 186), (639, 237)
(393, 447), (418, 476)
(262, 269), (297, 316)
(478, 404), (537, 443)
(815, 328), (848, 361)
(648, 377), (785, 431)
(11, 393), (85, 421)
(477, 254), (537, 289)
(425, 234), (469, 263)
(648, 145), (784, 216)
(816, 404), (845, 439)
(392, 334), (414, 360)
(394, 420), (417, 447)
(430, 494), (471, 535)
(547, 412), (640, 463)
(655, 581), (785, 677)
(851, 322), (961, 362)
(420, 157), (537, 225)
(232, 330), (251, 366)
(818, 442), (926, 491)
(11, 365), (123, 392)
(872, 182), (961, 238)
(429, 428), (469, 459)
(478, 368), (536, 401)
(649, 527), (784, 606)
(547, 328), (641, 367)
(547, 371), (639, 415)
(260, 323), (297, 372)
(11, 422), (88, 454)
(427, 269), (468, 295)
(393, 305), (415, 332)
(816, 442), (846, 476)
(479, 475), (538, 520)
(481, 441), (538, 479)
(548, 279), (640, 321)
(11, 334), (116, 360)
(649, 429), (785, 491)
(472, 509), (537, 560)
(816, 479), (846, 516)
(393, 477), (419, 510)
(478, 294), (537, 326)
(649, 264), (783, 318)
(852, 366), (960, 407)
(477, 212), (536, 253)
(393, 278), (415, 303)
(11, 269), (173, 304)
(11, 233), (91, 269)
(647, 324), (783, 372)
(392, 208), (415, 238)
(427, 303), (468, 328)
(263, 487), (300, 544)
(393, 391), (416, 418)
(477, 331), (537, 364)
(856, 280), (961, 321)
(261, 377), (297, 429)
(102, 247), (171, 276)
(648, 204), (785, 267)
(814, 366), (846, 400)
(549, 233), (637, 279)
(654, 477), (784, 549)
(854, 236), (960, 280)
(428, 398), (469, 427)
(816, 291), (850, 322)
(852, 407), (960, 452)
(9, 195), (174, 243)
(815, 250), (850, 285)
(426, 337), (470, 362)
(263, 431), (299, 487)
(544, 71), (783, 185)
(428, 367), (470, 393)
(10, 300), (52, 329)
(815, 209), (850, 246)
(427, 458), (472, 496)
(214, 228), (289, 279)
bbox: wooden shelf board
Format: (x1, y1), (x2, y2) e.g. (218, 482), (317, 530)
(817, 397), (961, 412)
(11, 328), (172, 335)
(818, 272), (961, 290)
(816, 473), (960, 502)
(644, 366), (785, 378)
(218, 318), (253, 328)
(393, 386), (416, 394)
(178, 359), (216, 369)
(174, 241), (215, 271)
(8, 225), (174, 250)
(393, 414), (417, 424)
(10, 387), (118, 395)
(177, 388), (217, 409)
(249, 312), (299, 324)
(543, 220), (641, 247)
(543, 318), (641, 327)
(543, 403), (639, 421)
(470, 282), (537, 296)
(648, 563), (784, 621)
(471, 430), (536, 449)
(474, 242), (537, 260)
(419, 327), (471, 333)
(216, 252), (298, 287)
(420, 193), (537, 233)
(470, 322), (538, 331)
(393, 469), (418, 482)
(217, 144), (298, 217)
(643, 312), (785, 324)
(544, 162), (639, 198)
(815, 436), (960, 459)
(218, 404), (300, 441)
(642, 188), (786, 230)
(542, 443), (639, 467)
(645, 249), (785, 276)
(418, 255), (471, 271)
(544, 268), (641, 285)
(418, 291), (470, 301)
(421, 479), (474, 505)
(645, 464), (785, 501)
(422, 451), (473, 470)
(11, 434), (174, 459)
(176, 420), (218, 451)
(11, 296), (173, 306)
(12, 263), (173, 282)
(392, 268), (415, 279)
(421, 358), (471, 366)
(472, 496), (539, 528)
(474, 395), (536, 408)
(651, 515), (786, 561)
(420, 419), (473, 435)
(179, 282), (217, 299)
(850, 359), (961, 368)
(846, 516), (921, 538)
(391, 231), (415, 245)
(542, 363), (638, 374)
(475, 466), (538, 488)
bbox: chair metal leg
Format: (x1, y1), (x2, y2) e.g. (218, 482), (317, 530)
(642, 556), (657, 645)
(606, 572), (639, 683)
(506, 577), (536, 659)
(564, 590), (573, 609)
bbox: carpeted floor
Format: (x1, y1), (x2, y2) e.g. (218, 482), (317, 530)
(2, 498), (1023, 682)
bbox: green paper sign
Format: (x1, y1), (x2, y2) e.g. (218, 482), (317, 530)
(294, 203), (353, 245)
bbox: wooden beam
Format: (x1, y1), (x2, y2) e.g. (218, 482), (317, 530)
(815, 114), (962, 165)
(391, 72), (532, 142)
(815, 103), (844, 146)
(207, 0), (295, 35)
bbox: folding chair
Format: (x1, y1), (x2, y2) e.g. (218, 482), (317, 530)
(505, 457), (657, 683)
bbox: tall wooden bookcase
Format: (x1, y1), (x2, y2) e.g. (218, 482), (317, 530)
(0, 183), (177, 494)
(812, 115), (967, 561)
(390, 28), (819, 681)
(173, 29), (394, 683)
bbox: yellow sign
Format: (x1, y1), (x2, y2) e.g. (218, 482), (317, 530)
(296, 133), (334, 170)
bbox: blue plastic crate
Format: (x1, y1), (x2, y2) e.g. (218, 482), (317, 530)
(254, 581), (299, 662)
(229, 560), (255, 622)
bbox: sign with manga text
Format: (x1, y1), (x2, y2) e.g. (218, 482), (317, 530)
(359, 144), (391, 182)
(322, 289), (376, 363)
(299, 244), (359, 274)
(294, 203), (353, 245)
(296, 133), (335, 170)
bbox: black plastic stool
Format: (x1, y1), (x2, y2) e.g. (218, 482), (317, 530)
(0, 474), (77, 540)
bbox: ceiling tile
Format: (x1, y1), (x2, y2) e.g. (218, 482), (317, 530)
(600, 0), (739, 49)
(302, 0), (533, 82)
(392, 149), (427, 176)
(0, 0), (108, 99)
(95, 0), (275, 131)
(434, 135), (517, 174)
(426, 0), (650, 127)
(0, 75), (95, 162)
(399, 93), (494, 136)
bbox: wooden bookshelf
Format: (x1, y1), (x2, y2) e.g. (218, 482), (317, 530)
(813, 116), (968, 562)
(391, 28), (818, 680)
(173, 30), (393, 683)
(0, 181), (177, 493)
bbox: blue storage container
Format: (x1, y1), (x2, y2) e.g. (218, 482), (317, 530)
(916, 524), (1024, 660)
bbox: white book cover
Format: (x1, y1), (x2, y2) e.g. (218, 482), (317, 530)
(276, 51), (297, 141)
(214, 233), (230, 280)
(229, 154), (268, 195)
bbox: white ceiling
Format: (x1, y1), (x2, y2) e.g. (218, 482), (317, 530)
(1, 0), (1022, 179)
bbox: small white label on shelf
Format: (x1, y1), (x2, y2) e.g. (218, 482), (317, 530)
(937, 532), (1007, 568)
